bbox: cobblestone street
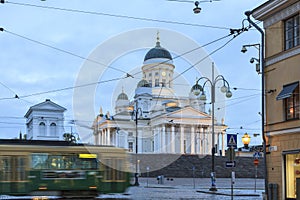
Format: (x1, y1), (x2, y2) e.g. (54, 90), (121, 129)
(100, 177), (265, 199)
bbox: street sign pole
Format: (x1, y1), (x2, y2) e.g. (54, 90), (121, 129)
(226, 135), (237, 199)
(230, 146), (234, 200)
(255, 165), (257, 192)
(231, 170), (235, 200)
(253, 152), (260, 192)
(253, 158), (259, 192)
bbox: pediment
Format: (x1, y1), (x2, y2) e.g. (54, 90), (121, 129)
(166, 106), (210, 119)
(24, 99), (66, 118)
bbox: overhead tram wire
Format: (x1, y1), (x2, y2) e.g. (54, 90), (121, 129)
(0, 27), (235, 101)
(150, 26), (249, 110)
(1, 28), (131, 77)
(2, 1), (230, 31)
(0, 31), (246, 102)
(217, 93), (261, 110)
(0, 76), (126, 101)
(131, 32), (233, 78)
(0, 23), (248, 103)
(17, 77), (126, 99)
(0, 80), (32, 104)
(149, 28), (247, 110)
(2, 27), (231, 81)
(172, 27), (246, 82)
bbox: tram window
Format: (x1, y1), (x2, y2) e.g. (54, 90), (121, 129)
(78, 158), (98, 169)
(31, 153), (97, 170)
(17, 157), (26, 181)
(103, 159), (125, 181)
(0, 157), (11, 181)
(116, 159), (125, 180)
(31, 153), (48, 169)
(104, 159), (113, 180)
(0, 156), (26, 181)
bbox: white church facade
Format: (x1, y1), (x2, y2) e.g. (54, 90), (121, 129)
(24, 99), (66, 140)
(92, 36), (227, 155)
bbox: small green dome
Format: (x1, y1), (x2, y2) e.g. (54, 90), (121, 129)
(137, 79), (150, 88)
(117, 92), (128, 100)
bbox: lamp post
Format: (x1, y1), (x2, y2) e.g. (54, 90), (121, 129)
(131, 100), (142, 186)
(242, 133), (251, 149)
(191, 63), (232, 191)
(63, 132), (80, 143)
(241, 43), (261, 74)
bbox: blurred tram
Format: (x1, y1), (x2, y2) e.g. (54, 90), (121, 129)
(0, 139), (131, 198)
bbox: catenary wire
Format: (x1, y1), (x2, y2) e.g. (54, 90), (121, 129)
(3, 1), (230, 30)
(0, 28), (234, 100)
(1, 28), (130, 76)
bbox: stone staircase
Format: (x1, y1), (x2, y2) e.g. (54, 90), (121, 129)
(129, 154), (265, 178)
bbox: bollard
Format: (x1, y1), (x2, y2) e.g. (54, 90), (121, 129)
(156, 175), (164, 184)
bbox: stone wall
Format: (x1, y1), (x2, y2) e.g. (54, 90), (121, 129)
(130, 154), (265, 178)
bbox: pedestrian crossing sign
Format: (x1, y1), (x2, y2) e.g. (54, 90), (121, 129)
(227, 134), (237, 149)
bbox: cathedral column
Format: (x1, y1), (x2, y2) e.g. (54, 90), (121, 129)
(171, 125), (175, 153)
(102, 129), (105, 145)
(199, 127), (203, 154)
(96, 130), (102, 145)
(115, 130), (119, 147)
(202, 127), (207, 154)
(102, 129), (106, 145)
(107, 128), (111, 145)
(180, 125), (184, 154)
(191, 126), (195, 154)
(162, 125), (166, 153)
(221, 131), (225, 156)
(155, 127), (161, 153)
(158, 127), (161, 153)
(137, 129), (142, 153)
(153, 129), (157, 152)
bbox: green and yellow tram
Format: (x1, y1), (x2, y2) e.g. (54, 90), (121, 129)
(0, 139), (131, 198)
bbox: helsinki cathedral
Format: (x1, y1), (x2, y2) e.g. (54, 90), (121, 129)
(92, 35), (227, 156)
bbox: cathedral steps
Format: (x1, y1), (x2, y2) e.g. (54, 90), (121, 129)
(129, 154), (265, 178)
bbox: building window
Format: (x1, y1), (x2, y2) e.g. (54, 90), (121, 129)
(285, 85), (299, 120)
(39, 122), (46, 136)
(276, 82), (299, 120)
(155, 78), (159, 87)
(128, 142), (133, 152)
(162, 79), (166, 87)
(148, 80), (152, 87)
(285, 14), (300, 50)
(50, 122), (57, 136)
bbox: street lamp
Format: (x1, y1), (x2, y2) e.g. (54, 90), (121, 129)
(63, 132), (80, 143)
(131, 100), (142, 186)
(191, 63), (232, 191)
(242, 133), (251, 149)
(241, 43), (261, 74)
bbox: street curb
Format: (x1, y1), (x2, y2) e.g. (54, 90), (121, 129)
(196, 190), (261, 197)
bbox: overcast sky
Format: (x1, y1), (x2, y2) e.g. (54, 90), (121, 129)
(0, 0), (265, 146)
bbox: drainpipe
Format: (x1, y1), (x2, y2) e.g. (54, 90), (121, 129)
(245, 10), (269, 200)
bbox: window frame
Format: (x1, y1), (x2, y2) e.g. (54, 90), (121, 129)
(285, 14), (300, 50)
(284, 86), (299, 120)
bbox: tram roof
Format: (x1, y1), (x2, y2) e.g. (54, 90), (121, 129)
(0, 139), (113, 147)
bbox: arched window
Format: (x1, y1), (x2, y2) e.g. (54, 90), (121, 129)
(39, 122), (46, 136)
(50, 123), (57, 136)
